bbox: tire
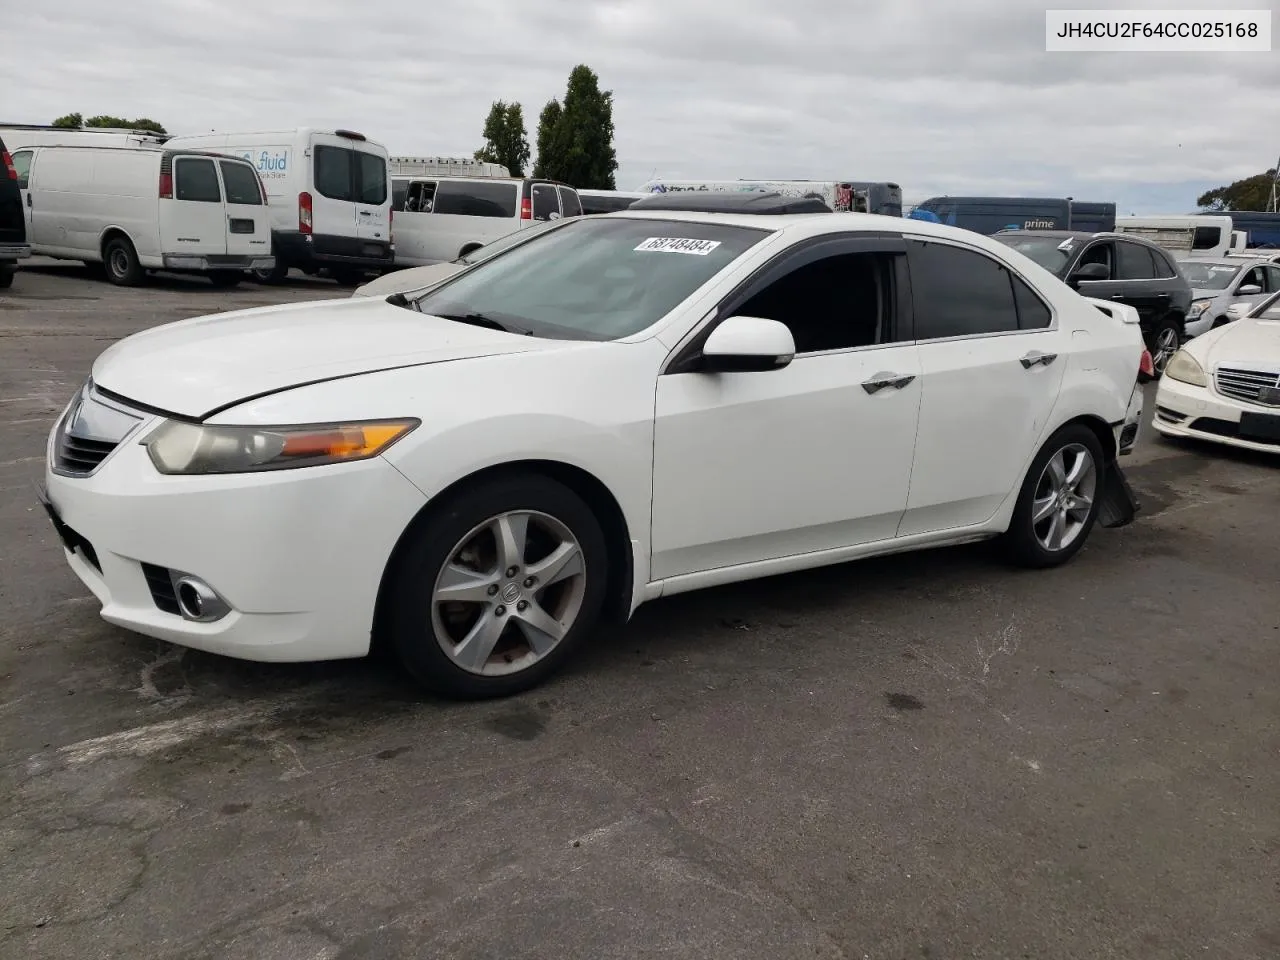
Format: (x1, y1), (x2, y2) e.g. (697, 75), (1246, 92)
(1001, 424), (1106, 569)
(382, 473), (609, 699)
(331, 268), (364, 287)
(208, 270), (242, 288)
(1145, 318), (1182, 378)
(103, 235), (145, 287)
(0, 266), (13, 290)
(250, 262), (288, 284)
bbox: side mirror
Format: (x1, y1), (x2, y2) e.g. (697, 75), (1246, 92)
(700, 316), (795, 373)
(1236, 284), (1262, 296)
(1226, 302), (1251, 321)
(1068, 262), (1110, 286)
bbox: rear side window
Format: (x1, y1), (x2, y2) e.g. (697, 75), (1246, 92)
(433, 181), (518, 218)
(11, 149), (31, 189)
(558, 187), (582, 218)
(532, 183), (559, 221)
(391, 180), (408, 212)
(1115, 241), (1155, 280)
(1150, 248), (1176, 278)
(1192, 226), (1221, 250)
(314, 145), (354, 202)
(175, 158), (222, 203)
(218, 161), (263, 205)
(356, 151), (387, 205)
(1011, 273), (1052, 329)
(907, 240), (1020, 339)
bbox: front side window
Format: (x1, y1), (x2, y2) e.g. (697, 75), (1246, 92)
(174, 158), (221, 203)
(1264, 265), (1280, 292)
(907, 240), (1020, 338)
(314, 145), (353, 202)
(412, 217), (770, 340)
(218, 161), (263, 205)
(11, 149), (31, 190)
(433, 181), (518, 218)
(356, 150), (387, 205)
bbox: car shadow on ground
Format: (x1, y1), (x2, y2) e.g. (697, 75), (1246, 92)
(14, 263), (346, 294)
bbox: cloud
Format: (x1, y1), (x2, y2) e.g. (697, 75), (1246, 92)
(3, 0), (1277, 212)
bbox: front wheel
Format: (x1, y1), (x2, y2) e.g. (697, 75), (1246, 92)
(1146, 320), (1182, 378)
(1002, 424), (1105, 569)
(382, 474), (609, 699)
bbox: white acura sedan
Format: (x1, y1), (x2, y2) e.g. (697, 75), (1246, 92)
(1153, 288), (1280, 453)
(42, 211), (1147, 698)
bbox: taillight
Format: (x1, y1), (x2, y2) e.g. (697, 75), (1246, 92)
(1139, 348), (1155, 379)
(520, 196), (532, 220)
(1, 150), (16, 180)
(158, 171), (173, 199)
(299, 191), (313, 234)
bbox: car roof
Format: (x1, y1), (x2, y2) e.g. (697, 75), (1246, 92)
(627, 191), (833, 215)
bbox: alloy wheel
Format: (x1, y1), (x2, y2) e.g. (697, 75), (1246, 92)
(1152, 327), (1179, 374)
(1031, 443), (1097, 552)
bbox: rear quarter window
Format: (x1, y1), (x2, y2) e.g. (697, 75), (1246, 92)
(433, 181), (518, 218)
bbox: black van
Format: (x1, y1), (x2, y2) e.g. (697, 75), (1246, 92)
(0, 133), (30, 288)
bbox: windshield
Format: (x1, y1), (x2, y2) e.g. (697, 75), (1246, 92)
(456, 219), (561, 264)
(1178, 260), (1240, 290)
(412, 217), (771, 340)
(993, 235), (1075, 276)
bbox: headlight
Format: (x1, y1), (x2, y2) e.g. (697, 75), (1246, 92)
(143, 419), (419, 475)
(1163, 349), (1208, 387)
(1187, 300), (1211, 318)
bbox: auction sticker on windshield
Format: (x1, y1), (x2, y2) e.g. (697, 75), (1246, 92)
(635, 237), (722, 256)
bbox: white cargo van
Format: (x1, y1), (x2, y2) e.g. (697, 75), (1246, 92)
(12, 144), (274, 286)
(389, 175), (581, 266)
(163, 128), (392, 285)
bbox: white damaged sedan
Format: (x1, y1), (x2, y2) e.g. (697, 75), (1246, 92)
(1153, 289), (1280, 453)
(42, 210), (1147, 698)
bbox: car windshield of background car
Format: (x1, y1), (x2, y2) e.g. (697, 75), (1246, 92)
(993, 235), (1074, 276)
(1179, 261), (1239, 290)
(412, 217), (771, 340)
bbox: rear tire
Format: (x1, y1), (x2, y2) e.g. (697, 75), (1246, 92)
(250, 262), (288, 284)
(1145, 318), (1182, 378)
(0, 266), (13, 290)
(331, 268), (364, 287)
(208, 270), (242, 288)
(381, 473), (608, 700)
(1002, 424), (1105, 569)
(103, 235), (145, 286)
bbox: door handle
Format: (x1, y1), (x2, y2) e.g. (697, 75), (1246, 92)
(861, 372), (915, 394)
(26, 194), (32, 207)
(1020, 351), (1058, 368)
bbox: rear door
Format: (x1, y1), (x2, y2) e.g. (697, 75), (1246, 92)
(161, 155), (226, 257)
(216, 158), (271, 259)
(556, 186), (582, 219)
(353, 148), (389, 242)
(310, 135), (358, 240)
(531, 182), (561, 221)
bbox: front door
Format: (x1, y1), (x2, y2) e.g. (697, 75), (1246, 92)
(650, 241), (921, 581)
(160, 155), (226, 258)
(898, 237), (1069, 536)
(215, 159), (271, 260)
(10, 149), (33, 242)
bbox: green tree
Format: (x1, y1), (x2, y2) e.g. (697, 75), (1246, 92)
(1198, 169), (1278, 212)
(50, 113), (167, 134)
(532, 65), (618, 189)
(532, 99), (563, 180)
(473, 100), (530, 177)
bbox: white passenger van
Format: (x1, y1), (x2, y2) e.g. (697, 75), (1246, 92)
(0, 125), (168, 150)
(12, 144), (274, 286)
(1113, 215), (1242, 260)
(389, 175), (581, 267)
(163, 128), (392, 285)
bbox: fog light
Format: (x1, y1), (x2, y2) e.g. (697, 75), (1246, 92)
(173, 575), (231, 622)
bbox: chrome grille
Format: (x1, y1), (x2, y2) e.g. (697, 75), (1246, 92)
(1215, 366), (1280, 406)
(52, 383), (145, 477)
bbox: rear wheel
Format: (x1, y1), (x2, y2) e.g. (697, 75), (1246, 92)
(1002, 424), (1105, 569)
(1146, 319), (1181, 377)
(382, 474), (608, 699)
(0, 266), (13, 290)
(208, 270), (242, 288)
(103, 235), (145, 286)
(250, 262), (288, 284)
(331, 268), (365, 287)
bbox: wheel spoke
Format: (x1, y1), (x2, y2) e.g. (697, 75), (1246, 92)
(451, 613), (506, 671)
(435, 562), (498, 605)
(1046, 508), (1066, 550)
(512, 601), (567, 656)
(1032, 494), (1057, 524)
(1046, 451), (1067, 492)
(491, 513), (530, 572)
(1064, 450), (1091, 487)
(525, 541), (583, 587)
(1066, 492), (1093, 519)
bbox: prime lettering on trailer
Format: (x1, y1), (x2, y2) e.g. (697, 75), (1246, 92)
(634, 237), (722, 256)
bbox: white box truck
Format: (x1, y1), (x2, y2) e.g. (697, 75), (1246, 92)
(163, 128), (392, 285)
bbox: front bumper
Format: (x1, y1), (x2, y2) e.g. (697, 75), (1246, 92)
(1153, 373), (1280, 453)
(0, 242), (31, 261)
(162, 254), (275, 272)
(42, 412), (427, 662)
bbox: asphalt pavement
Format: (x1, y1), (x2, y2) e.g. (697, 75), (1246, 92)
(2, 261), (1278, 960)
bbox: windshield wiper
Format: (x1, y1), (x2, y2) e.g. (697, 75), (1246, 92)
(432, 312), (531, 335)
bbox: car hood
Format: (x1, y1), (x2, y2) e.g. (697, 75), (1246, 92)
(91, 296), (563, 419)
(1197, 317), (1280, 368)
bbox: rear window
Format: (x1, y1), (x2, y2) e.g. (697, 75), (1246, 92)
(356, 150), (387, 205)
(531, 183), (559, 221)
(175, 158), (222, 203)
(558, 187), (582, 218)
(218, 160), (263, 205)
(433, 180), (518, 218)
(314, 145), (354, 202)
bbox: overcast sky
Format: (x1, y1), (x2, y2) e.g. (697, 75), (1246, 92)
(3, 0), (1277, 212)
